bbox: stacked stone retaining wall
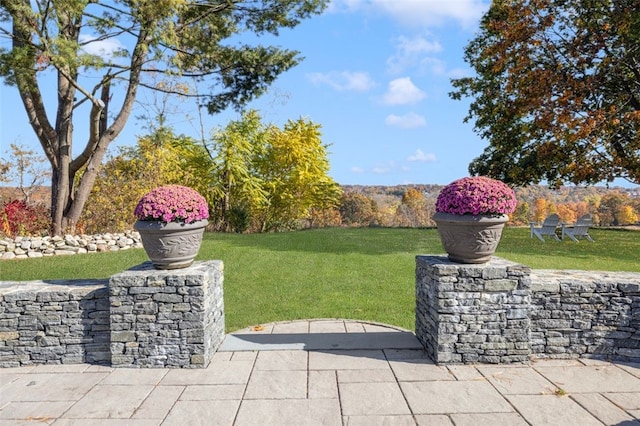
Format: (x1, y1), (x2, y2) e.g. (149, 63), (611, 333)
(415, 256), (532, 364)
(109, 261), (225, 368)
(2, 256), (639, 366)
(416, 256), (640, 364)
(0, 261), (224, 368)
(530, 269), (640, 360)
(0, 279), (110, 367)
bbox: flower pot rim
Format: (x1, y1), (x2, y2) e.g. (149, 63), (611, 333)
(134, 219), (209, 231)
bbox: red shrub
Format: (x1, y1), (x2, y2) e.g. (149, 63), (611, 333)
(1, 200), (50, 237)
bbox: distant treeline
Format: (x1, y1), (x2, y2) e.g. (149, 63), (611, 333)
(340, 184), (640, 228)
(1, 183), (639, 236)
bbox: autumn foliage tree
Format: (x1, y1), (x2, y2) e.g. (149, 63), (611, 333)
(205, 110), (269, 232)
(532, 198), (548, 223)
(0, 0), (327, 235)
(84, 112), (341, 233)
(339, 192), (378, 226)
(451, 0), (640, 187)
(598, 191), (639, 226)
(200, 110), (342, 232)
(81, 127), (207, 233)
(253, 117), (342, 231)
(397, 188), (432, 227)
(0, 143), (50, 237)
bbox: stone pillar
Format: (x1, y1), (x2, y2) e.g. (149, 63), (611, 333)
(415, 255), (531, 364)
(109, 260), (224, 368)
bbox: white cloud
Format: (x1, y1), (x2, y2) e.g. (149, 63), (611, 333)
(372, 165), (392, 174)
(385, 113), (426, 129)
(387, 35), (443, 74)
(387, 36), (473, 77)
(420, 57), (472, 78)
(79, 35), (125, 59)
(355, 160), (420, 176)
(381, 77), (426, 105)
(328, 0), (489, 29)
(307, 71), (375, 92)
(407, 149), (437, 162)
(374, 0), (488, 28)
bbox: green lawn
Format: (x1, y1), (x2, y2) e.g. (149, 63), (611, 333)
(2, 227), (638, 331)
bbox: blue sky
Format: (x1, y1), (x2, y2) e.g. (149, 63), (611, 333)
(10, 0), (630, 189)
(238, 0), (491, 186)
(0, 0), (494, 187)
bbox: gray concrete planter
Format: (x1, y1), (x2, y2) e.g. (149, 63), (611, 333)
(432, 212), (509, 264)
(134, 219), (208, 269)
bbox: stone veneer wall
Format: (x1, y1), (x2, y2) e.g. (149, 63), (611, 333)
(2, 256), (638, 367)
(415, 256), (532, 364)
(0, 280), (111, 367)
(416, 255), (640, 364)
(530, 269), (640, 360)
(0, 261), (224, 368)
(109, 260), (224, 368)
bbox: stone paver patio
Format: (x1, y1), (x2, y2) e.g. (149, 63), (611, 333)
(1, 319), (640, 425)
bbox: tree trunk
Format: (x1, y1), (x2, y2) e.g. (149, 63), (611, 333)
(45, 34), (146, 235)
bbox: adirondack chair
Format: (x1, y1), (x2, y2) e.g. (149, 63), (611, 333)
(562, 214), (595, 242)
(529, 214), (561, 242)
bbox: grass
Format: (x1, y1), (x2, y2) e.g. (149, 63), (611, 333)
(2, 227), (638, 331)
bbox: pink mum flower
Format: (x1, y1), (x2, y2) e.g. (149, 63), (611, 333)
(435, 176), (517, 216)
(134, 185), (209, 224)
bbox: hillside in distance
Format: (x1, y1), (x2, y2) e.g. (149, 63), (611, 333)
(342, 183), (640, 207)
(1, 184), (638, 208)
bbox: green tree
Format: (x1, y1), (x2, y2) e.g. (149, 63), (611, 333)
(0, 0), (327, 235)
(205, 110), (268, 232)
(254, 117), (341, 231)
(451, 0), (640, 187)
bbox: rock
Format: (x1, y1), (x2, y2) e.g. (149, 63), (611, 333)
(0, 231), (142, 260)
(64, 235), (79, 247)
